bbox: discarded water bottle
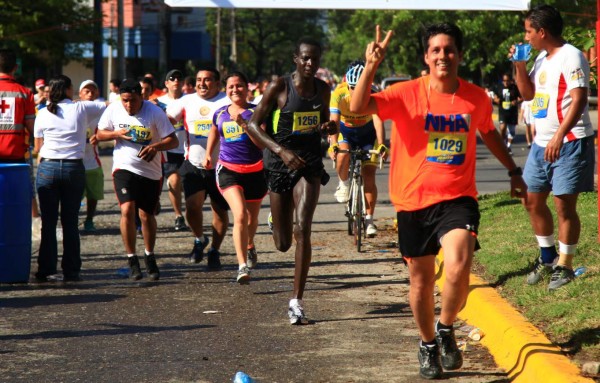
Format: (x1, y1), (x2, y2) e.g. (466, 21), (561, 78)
(116, 267), (130, 278)
(233, 371), (255, 383)
(574, 266), (586, 277)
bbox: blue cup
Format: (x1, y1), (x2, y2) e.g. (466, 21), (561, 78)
(511, 44), (531, 62)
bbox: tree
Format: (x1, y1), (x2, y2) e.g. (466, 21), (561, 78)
(0, 0), (98, 82)
(205, 9), (327, 80)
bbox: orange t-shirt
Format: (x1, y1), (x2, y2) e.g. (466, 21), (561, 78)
(373, 76), (494, 212)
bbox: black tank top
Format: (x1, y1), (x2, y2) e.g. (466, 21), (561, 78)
(264, 74), (327, 172)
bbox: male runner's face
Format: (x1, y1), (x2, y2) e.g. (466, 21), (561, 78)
(424, 34), (462, 81)
(165, 75), (182, 94)
(120, 92), (143, 115)
(524, 19), (542, 51)
(79, 85), (97, 101)
(196, 71), (219, 100)
(294, 44), (321, 79)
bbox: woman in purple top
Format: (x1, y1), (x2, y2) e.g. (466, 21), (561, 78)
(205, 71), (267, 284)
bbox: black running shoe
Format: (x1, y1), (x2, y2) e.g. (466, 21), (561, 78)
(207, 248), (222, 270)
(144, 254), (160, 281)
(435, 324), (463, 370)
(418, 342), (443, 380)
(128, 255), (143, 281)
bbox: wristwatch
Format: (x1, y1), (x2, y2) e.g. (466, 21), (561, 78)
(508, 167), (522, 177)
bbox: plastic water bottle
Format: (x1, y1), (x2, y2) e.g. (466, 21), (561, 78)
(574, 266), (586, 277)
(233, 371), (255, 383)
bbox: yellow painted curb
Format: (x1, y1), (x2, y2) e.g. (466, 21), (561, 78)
(435, 253), (594, 383)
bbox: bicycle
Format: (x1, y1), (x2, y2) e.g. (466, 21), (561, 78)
(333, 147), (383, 252)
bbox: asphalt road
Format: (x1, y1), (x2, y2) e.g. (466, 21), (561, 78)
(2, 108), (596, 382)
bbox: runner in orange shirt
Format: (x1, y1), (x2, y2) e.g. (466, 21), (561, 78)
(350, 23), (526, 379)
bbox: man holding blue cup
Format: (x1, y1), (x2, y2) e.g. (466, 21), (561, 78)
(511, 5), (595, 291)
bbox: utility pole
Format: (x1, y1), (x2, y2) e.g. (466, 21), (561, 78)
(117, 0), (125, 79)
(230, 9), (237, 66)
(93, 0), (104, 97)
(216, 8), (221, 71)
(159, 3), (171, 76)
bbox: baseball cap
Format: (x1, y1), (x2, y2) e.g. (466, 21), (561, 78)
(35, 79), (45, 88)
(79, 80), (98, 92)
(118, 78), (142, 94)
(165, 69), (183, 81)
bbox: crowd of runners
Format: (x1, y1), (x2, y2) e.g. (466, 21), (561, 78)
(0, 4), (594, 380)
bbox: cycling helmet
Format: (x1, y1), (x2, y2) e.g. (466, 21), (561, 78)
(345, 60), (365, 88)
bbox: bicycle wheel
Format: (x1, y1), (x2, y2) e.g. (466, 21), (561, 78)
(346, 179), (354, 235)
(353, 177), (363, 252)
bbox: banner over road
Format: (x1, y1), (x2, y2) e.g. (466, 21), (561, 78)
(164, 0), (530, 11)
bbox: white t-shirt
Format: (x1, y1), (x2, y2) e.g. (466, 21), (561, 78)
(83, 114), (102, 170)
(98, 100), (175, 180)
(108, 92), (119, 104)
(529, 44), (594, 147)
(157, 94), (186, 154)
(34, 99), (106, 160)
(166, 92), (229, 168)
(520, 100), (533, 125)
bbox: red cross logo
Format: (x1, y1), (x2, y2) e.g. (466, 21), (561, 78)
(0, 99), (9, 114)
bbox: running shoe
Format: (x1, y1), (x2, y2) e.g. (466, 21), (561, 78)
(174, 215), (188, 231)
(288, 300), (309, 325)
(190, 236), (209, 263)
(237, 266), (251, 284)
(143, 253), (160, 281)
(334, 182), (349, 203)
(128, 255), (143, 281)
(83, 219), (96, 232)
(435, 321), (463, 370)
(548, 265), (575, 291)
(207, 248), (222, 270)
(526, 256), (555, 285)
(247, 246), (258, 269)
(366, 223), (377, 237)
(418, 342), (443, 380)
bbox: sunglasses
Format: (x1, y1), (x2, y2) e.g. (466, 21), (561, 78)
(168, 76), (182, 81)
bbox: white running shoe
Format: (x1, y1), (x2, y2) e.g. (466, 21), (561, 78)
(288, 300), (309, 325)
(334, 182), (349, 203)
(366, 223), (377, 237)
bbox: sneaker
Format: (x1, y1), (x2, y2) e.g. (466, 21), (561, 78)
(267, 212), (274, 233)
(128, 255), (143, 281)
(190, 236), (209, 263)
(83, 219), (96, 232)
(143, 253), (160, 281)
(237, 266), (251, 284)
(435, 322), (463, 370)
(548, 265), (575, 291)
(174, 215), (187, 231)
(334, 182), (349, 203)
(418, 342), (443, 380)
(288, 300), (309, 325)
(207, 248), (222, 270)
(136, 225), (143, 238)
(247, 246), (258, 269)
(63, 274), (83, 282)
(366, 223), (377, 237)
(526, 256), (554, 285)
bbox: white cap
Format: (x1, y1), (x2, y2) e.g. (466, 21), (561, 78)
(79, 80), (98, 92)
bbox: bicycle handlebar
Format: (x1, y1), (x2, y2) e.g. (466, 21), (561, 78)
(332, 148), (385, 169)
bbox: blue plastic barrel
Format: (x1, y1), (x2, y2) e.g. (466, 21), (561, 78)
(0, 163), (32, 283)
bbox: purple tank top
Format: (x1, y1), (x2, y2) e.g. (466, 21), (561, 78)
(213, 104), (262, 164)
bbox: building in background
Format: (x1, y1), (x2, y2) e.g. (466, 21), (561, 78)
(64, 0), (212, 99)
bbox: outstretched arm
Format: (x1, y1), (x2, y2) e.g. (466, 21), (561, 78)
(349, 25), (392, 115)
